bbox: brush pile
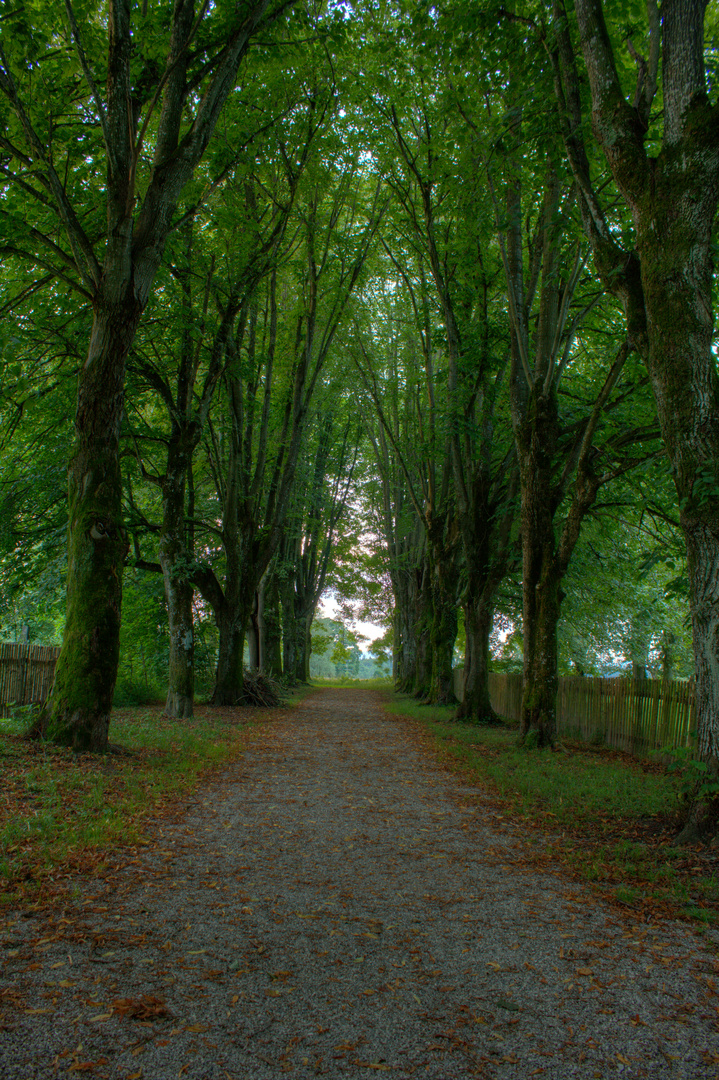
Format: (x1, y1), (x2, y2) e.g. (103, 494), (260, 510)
(238, 669), (285, 707)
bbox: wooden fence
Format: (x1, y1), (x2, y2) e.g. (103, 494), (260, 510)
(0, 643), (61, 718)
(453, 668), (696, 756)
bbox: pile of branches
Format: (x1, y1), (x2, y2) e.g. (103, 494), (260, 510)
(237, 669), (285, 708)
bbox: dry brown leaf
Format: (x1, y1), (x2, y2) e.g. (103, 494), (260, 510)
(112, 995), (168, 1020)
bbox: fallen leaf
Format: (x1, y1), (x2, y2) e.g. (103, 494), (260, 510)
(112, 996), (168, 1021)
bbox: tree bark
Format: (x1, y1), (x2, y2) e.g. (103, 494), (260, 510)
(515, 386), (561, 745)
(428, 549), (458, 706)
(159, 441), (195, 719)
(260, 573), (283, 677)
(405, 556), (433, 698)
(456, 591), (497, 723)
(561, 0), (719, 766)
(213, 610), (246, 706)
(247, 590), (261, 671)
(40, 293), (138, 749)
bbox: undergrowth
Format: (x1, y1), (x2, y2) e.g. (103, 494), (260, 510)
(384, 693), (719, 926)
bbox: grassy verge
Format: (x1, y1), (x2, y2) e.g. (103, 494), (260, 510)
(384, 693), (719, 926)
(0, 692), (306, 909)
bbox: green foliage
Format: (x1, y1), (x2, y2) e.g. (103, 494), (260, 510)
(663, 744), (719, 804)
(310, 617), (389, 680)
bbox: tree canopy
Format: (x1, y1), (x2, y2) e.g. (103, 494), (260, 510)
(0, 1), (716, 793)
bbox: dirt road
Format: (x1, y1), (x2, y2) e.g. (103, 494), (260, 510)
(1, 688), (717, 1077)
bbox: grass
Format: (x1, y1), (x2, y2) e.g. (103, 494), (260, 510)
(384, 692), (719, 926)
(4, 682), (718, 927)
(0, 692), (307, 908)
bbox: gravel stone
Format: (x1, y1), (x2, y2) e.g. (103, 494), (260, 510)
(1, 687), (718, 1078)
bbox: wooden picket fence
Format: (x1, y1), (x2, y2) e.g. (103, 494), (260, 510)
(0, 643), (61, 718)
(481, 671), (696, 756)
(454, 667), (696, 755)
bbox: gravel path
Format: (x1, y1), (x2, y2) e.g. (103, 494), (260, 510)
(2, 687), (719, 1079)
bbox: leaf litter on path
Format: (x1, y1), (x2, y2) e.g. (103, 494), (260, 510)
(1, 687), (718, 1078)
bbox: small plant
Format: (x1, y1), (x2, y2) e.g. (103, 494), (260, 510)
(6, 702), (41, 735)
(663, 742), (719, 804)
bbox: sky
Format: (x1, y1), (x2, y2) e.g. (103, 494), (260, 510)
(317, 593), (386, 647)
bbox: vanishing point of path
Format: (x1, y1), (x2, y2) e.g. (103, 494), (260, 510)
(1, 688), (718, 1078)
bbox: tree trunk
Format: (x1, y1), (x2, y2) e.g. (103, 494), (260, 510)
(297, 615), (312, 683)
(213, 610), (246, 706)
(393, 567), (418, 691)
(566, 0), (719, 768)
(661, 629), (675, 683)
(428, 546), (458, 706)
(640, 212), (719, 765)
(456, 593), (498, 723)
(164, 577), (195, 718)
(408, 559), (433, 698)
(520, 559), (562, 747)
(517, 389), (561, 747)
(260, 574), (283, 677)
(285, 609), (312, 684)
(429, 600), (457, 706)
(247, 591), (261, 671)
(159, 451), (194, 719)
(40, 296), (138, 750)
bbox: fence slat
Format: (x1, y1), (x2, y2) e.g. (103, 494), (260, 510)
(0, 643), (61, 718)
(473, 670), (696, 757)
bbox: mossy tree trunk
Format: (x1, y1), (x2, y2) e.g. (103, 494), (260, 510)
(429, 597), (457, 706)
(392, 548), (425, 693)
(640, 191), (719, 764)
(558, 0), (719, 769)
(457, 591), (497, 724)
(407, 557), (433, 698)
(12, 0), (286, 749)
(42, 295), (138, 750)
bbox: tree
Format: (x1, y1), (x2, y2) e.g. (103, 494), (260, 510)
(193, 161), (380, 705)
(126, 82), (313, 715)
(278, 410), (359, 684)
(0, 0), (299, 749)
(553, 0), (719, 780)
